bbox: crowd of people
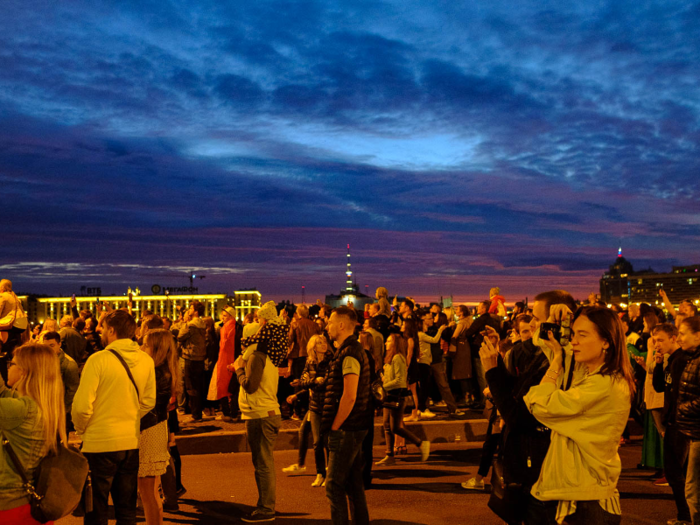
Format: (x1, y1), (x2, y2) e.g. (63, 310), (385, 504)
(1, 276), (700, 525)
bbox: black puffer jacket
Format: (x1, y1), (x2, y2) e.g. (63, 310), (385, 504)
(677, 346), (700, 440)
(321, 335), (372, 434)
(299, 353), (332, 414)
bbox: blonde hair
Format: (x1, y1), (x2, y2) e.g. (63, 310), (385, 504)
(490, 287), (500, 297)
(42, 318), (59, 333)
(13, 343), (67, 455)
(306, 334), (327, 363)
(144, 329), (181, 398)
(375, 287), (388, 299)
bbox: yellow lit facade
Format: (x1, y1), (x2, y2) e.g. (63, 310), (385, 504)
(232, 290), (262, 321)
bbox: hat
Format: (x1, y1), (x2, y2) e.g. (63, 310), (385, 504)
(257, 301), (281, 323)
(223, 306), (236, 319)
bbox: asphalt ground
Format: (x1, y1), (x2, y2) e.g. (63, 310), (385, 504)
(57, 440), (676, 525)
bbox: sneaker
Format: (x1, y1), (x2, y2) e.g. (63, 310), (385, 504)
(291, 414), (301, 421)
(403, 414), (419, 422)
(311, 474), (325, 487)
(667, 520), (691, 525)
(282, 464), (306, 474)
(435, 401), (447, 408)
(449, 410), (465, 418)
(375, 456), (396, 466)
(654, 476), (670, 487)
(420, 440), (430, 462)
(461, 477), (485, 491)
(241, 510), (276, 522)
(420, 409), (436, 419)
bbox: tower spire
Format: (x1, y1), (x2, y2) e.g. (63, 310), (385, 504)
(346, 244), (353, 292)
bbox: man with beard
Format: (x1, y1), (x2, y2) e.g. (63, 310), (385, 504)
(72, 309), (156, 525)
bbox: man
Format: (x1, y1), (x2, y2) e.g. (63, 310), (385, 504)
(0, 279), (26, 381)
(72, 309), (156, 525)
(505, 314), (538, 377)
(322, 306), (372, 525)
(235, 312), (282, 523)
(43, 330), (80, 431)
(178, 300), (207, 421)
(651, 323), (692, 525)
(430, 303), (442, 321)
(288, 305), (321, 418)
(419, 309), (463, 418)
(398, 299), (415, 322)
(676, 317), (700, 525)
(59, 314), (88, 365)
(368, 303), (391, 340)
(460, 300), (501, 408)
(482, 290), (577, 524)
(364, 317), (384, 374)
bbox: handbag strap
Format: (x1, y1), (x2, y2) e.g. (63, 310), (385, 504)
(108, 349), (140, 399)
(0, 431), (40, 499)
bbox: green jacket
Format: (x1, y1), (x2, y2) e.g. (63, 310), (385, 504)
(0, 378), (44, 511)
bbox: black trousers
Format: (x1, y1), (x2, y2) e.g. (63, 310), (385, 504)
(184, 359), (205, 420)
(84, 449), (139, 525)
(665, 424), (691, 522)
(291, 356), (307, 417)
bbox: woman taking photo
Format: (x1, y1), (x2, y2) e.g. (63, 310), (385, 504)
(482, 306), (635, 524)
(139, 329), (181, 525)
(376, 333), (430, 466)
(0, 342), (66, 525)
(282, 334), (331, 487)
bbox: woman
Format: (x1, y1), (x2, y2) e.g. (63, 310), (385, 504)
(485, 306), (635, 524)
(207, 308), (237, 422)
(376, 334), (430, 466)
(139, 329), (181, 525)
(39, 318), (58, 339)
(401, 318), (421, 422)
(282, 334), (331, 486)
(0, 342), (66, 525)
(449, 305), (474, 404)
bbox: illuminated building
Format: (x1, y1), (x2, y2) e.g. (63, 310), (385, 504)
(600, 250), (700, 307)
(22, 288), (261, 324)
(325, 244), (373, 309)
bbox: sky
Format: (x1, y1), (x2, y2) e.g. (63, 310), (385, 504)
(2, 0), (699, 304)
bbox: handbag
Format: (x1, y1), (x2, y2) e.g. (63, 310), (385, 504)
(487, 454), (526, 523)
(1, 432), (89, 523)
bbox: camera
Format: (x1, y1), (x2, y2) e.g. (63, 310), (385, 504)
(539, 314), (573, 346)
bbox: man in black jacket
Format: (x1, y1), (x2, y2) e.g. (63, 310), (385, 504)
(676, 316), (700, 525)
(322, 306), (371, 525)
(481, 290), (577, 525)
(461, 300), (501, 409)
(651, 323), (691, 525)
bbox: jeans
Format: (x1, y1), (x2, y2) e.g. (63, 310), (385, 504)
(383, 398), (421, 453)
(362, 422), (374, 488)
(687, 439), (700, 525)
(326, 429), (370, 525)
(177, 357), (187, 410)
(298, 411), (326, 476)
(472, 356), (488, 402)
(665, 425), (691, 521)
(246, 416), (281, 515)
(184, 359), (205, 419)
(84, 449), (140, 525)
(291, 357), (307, 417)
(430, 361), (458, 413)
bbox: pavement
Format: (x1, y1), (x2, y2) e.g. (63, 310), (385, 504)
(56, 441), (676, 525)
(172, 406), (490, 455)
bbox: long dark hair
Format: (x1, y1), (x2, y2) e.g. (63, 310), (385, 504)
(401, 317), (420, 358)
(574, 306), (636, 396)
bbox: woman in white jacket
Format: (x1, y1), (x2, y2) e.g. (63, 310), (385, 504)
(482, 306), (635, 524)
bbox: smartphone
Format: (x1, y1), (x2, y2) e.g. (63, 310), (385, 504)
(71, 294), (76, 301)
(539, 322), (562, 343)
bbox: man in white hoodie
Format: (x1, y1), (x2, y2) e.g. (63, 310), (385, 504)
(72, 309), (156, 525)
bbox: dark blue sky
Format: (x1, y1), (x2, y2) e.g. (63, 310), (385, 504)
(2, 1), (699, 302)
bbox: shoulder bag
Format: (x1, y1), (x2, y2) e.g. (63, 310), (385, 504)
(1, 432), (89, 523)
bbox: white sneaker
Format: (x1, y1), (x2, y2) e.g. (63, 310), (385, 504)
(282, 464), (306, 475)
(435, 401), (447, 408)
(420, 441), (430, 462)
(311, 474), (325, 487)
(403, 414), (419, 422)
(322, 479), (326, 487)
(461, 477), (485, 490)
(420, 409), (436, 419)
(375, 455), (396, 466)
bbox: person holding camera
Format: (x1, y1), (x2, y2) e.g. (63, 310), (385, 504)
(375, 333), (429, 466)
(483, 305), (635, 524)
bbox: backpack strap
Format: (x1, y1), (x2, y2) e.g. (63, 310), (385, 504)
(108, 349), (140, 399)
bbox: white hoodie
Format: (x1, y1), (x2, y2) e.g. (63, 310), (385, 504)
(72, 338), (156, 453)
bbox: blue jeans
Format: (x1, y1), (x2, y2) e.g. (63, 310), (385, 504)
(246, 416), (281, 515)
(326, 429), (369, 525)
(687, 439), (700, 525)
